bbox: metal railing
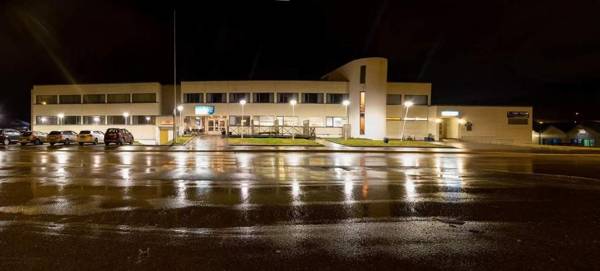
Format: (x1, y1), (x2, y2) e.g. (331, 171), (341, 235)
(228, 125), (317, 138)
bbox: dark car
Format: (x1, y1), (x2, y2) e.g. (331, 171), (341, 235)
(0, 129), (22, 145)
(104, 128), (134, 145)
(20, 131), (48, 145)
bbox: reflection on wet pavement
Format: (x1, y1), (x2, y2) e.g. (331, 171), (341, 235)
(1, 150), (600, 269)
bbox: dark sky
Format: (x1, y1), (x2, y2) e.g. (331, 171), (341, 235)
(1, 0), (600, 123)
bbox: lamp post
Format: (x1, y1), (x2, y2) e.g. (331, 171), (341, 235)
(57, 113), (64, 125)
(123, 112), (129, 125)
(289, 99), (297, 140)
(177, 105), (184, 135)
(239, 99), (246, 139)
(342, 99), (350, 140)
(400, 101), (413, 140)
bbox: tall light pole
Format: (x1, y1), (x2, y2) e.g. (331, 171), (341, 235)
(400, 101), (413, 140)
(239, 99), (246, 139)
(123, 112), (129, 125)
(177, 105), (184, 135)
(342, 99), (350, 140)
(289, 99), (297, 140)
(172, 9), (177, 144)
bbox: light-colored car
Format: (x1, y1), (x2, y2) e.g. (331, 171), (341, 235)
(20, 131), (48, 145)
(47, 131), (78, 146)
(78, 130), (104, 145)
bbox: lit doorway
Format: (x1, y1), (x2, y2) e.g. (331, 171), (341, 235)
(205, 116), (227, 135)
(439, 117), (459, 139)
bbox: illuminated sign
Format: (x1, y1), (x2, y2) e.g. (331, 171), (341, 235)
(195, 105), (215, 116)
(441, 111), (460, 117)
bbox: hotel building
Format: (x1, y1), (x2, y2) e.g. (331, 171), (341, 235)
(31, 57), (532, 145)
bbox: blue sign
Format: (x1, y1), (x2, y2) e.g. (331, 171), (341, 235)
(195, 105), (215, 116)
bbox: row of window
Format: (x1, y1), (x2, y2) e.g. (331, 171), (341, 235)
(35, 93), (157, 105)
(225, 115), (346, 127)
(386, 94), (429, 105)
(35, 115), (156, 125)
(184, 92), (347, 104)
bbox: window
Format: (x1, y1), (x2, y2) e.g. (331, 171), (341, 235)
(404, 95), (428, 105)
(107, 115), (126, 125)
(507, 111), (529, 125)
(253, 116), (275, 126)
(107, 94), (131, 103)
(184, 93), (203, 103)
(83, 94), (105, 104)
(360, 91), (365, 135)
(59, 95), (81, 104)
(35, 116), (58, 125)
(229, 115), (251, 126)
(326, 93), (347, 104)
(386, 94), (402, 105)
(326, 117), (345, 127)
(302, 93), (324, 104)
(276, 116), (298, 126)
(83, 116), (105, 125)
(253, 92), (274, 103)
(132, 93), (156, 103)
(229, 93), (249, 103)
(277, 93), (298, 103)
(132, 116), (155, 125)
(36, 95), (58, 105)
(360, 65), (366, 84)
(206, 93), (226, 103)
(62, 116), (81, 125)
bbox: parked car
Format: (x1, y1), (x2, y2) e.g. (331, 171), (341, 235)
(0, 129), (22, 145)
(47, 131), (78, 146)
(20, 131), (48, 145)
(104, 128), (134, 145)
(78, 130), (104, 145)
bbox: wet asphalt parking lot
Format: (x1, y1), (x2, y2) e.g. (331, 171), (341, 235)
(0, 143), (599, 270)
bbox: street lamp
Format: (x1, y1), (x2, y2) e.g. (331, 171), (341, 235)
(342, 99), (350, 140)
(289, 99), (297, 140)
(123, 112), (129, 125)
(177, 105), (184, 135)
(57, 113), (64, 125)
(400, 101), (413, 140)
(93, 116), (100, 124)
(239, 99), (247, 139)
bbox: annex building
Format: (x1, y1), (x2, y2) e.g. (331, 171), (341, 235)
(31, 58), (532, 145)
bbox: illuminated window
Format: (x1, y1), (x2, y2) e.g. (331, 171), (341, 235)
(404, 95), (428, 105)
(360, 91), (365, 135)
(36, 95), (58, 105)
(83, 116), (106, 125)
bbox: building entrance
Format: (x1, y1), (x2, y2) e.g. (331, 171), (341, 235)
(205, 116), (227, 135)
(439, 117), (459, 139)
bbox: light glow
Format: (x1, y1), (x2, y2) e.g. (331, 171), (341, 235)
(441, 111), (460, 117)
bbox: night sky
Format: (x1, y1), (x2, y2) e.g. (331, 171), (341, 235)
(1, 0), (599, 124)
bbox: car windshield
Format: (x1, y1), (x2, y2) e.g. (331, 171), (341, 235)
(107, 129), (120, 133)
(79, 131), (91, 134)
(49, 131), (61, 135)
(22, 132), (32, 136)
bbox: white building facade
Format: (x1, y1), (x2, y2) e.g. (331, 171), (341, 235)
(31, 58), (533, 145)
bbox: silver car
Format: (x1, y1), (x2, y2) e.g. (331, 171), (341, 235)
(78, 130), (104, 145)
(47, 131), (78, 146)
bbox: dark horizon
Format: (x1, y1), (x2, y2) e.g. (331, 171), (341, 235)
(1, 0), (600, 124)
